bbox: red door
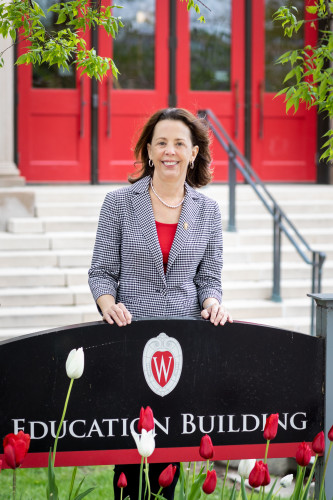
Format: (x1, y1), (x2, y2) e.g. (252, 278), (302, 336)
(98, 0), (169, 182)
(251, 0), (317, 181)
(176, 0), (245, 181)
(17, 0), (317, 183)
(17, 14), (91, 182)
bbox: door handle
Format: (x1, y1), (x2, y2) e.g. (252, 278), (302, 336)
(234, 80), (239, 139)
(80, 78), (86, 138)
(258, 80), (264, 139)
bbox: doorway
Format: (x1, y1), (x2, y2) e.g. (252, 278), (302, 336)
(17, 0), (317, 183)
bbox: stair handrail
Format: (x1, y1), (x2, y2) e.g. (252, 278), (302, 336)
(199, 109), (326, 335)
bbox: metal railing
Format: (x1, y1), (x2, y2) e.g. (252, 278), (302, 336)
(199, 109), (326, 335)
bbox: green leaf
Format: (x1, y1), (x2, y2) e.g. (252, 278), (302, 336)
(68, 466), (78, 500)
(265, 479), (277, 500)
(16, 53), (29, 65)
(177, 463), (186, 500)
(306, 6), (318, 14)
(229, 480), (237, 500)
(188, 466), (206, 500)
(56, 11), (67, 24)
(46, 449), (59, 500)
(283, 68), (295, 83)
(240, 477), (248, 500)
(73, 488), (96, 500)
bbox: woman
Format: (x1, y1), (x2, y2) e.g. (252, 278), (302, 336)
(88, 107), (232, 499)
(89, 107), (232, 327)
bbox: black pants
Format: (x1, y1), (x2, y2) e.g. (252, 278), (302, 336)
(113, 463), (180, 500)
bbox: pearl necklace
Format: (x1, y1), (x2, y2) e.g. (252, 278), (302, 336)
(150, 179), (185, 209)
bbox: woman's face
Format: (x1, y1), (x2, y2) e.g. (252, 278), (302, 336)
(147, 119), (199, 183)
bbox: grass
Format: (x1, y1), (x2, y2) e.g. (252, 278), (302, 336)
(0, 465), (114, 500)
(0, 462), (264, 500)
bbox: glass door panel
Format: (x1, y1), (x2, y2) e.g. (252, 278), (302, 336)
(98, 0), (169, 182)
(251, 0), (316, 181)
(190, 2), (231, 91)
(17, 0), (90, 182)
(177, 0), (245, 181)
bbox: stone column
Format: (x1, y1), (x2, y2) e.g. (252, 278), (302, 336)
(311, 293), (333, 499)
(0, 37), (25, 186)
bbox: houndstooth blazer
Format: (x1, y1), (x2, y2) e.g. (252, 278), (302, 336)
(88, 175), (223, 319)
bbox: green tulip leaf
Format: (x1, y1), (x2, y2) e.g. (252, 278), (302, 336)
(265, 478), (278, 500)
(68, 466), (78, 500)
(228, 480), (237, 500)
(188, 467), (206, 500)
(46, 449), (59, 500)
(177, 462), (186, 500)
(73, 487), (96, 500)
(293, 465), (306, 500)
(240, 477), (248, 500)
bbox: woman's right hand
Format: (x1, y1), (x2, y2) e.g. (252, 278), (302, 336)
(97, 295), (132, 327)
(102, 302), (132, 327)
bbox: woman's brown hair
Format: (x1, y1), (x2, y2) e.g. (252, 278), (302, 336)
(128, 108), (212, 188)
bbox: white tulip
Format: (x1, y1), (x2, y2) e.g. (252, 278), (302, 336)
(131, 428), (155, 458)
(66, 348), (84, 379)
(280, 474), (293, 488)
(238, 459), (256, 479)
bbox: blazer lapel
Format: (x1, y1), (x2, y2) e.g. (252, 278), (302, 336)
(131, 177), (166, 283)
(166, 183), (200, 274)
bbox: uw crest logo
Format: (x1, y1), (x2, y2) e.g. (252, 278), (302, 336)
(142, 332), (183, 397)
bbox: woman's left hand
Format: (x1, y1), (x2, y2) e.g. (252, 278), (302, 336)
(201, 303), (233, 326)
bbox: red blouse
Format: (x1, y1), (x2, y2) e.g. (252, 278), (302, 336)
(155, 221), (178, 273)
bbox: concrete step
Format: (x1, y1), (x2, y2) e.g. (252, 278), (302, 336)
(0, 268), (88, 287)
(243, 316), (312, 335)
(0, 250), (58, 268)
(1, 228), (331, 252)
(34, 198), (333, 218)
(28, 184), (333, 205)
(0, 233), (50, 251)
(223, 278), (333, 301)
(0, 297), (312, 332)
(224, 228), (333, 246)
(35, 202), (101, 218)
(0, 304), (100, 328)
(223, 244), (333, 264)
(7, 211), (333, 235)
(1, 279), (329, 307)
(0, 229), (331, 257)
(225, 297), (312, 321)
(7, 217), (98, 234)
(0, 250), (92, 268)
(0, 285), (93, 307)
(222, 260), (333, 281)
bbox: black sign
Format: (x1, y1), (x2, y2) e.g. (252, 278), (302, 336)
(0, 319), (325, 467)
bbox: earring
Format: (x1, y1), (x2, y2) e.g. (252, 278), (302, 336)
(189, 161), (194, 170)
(149, 159), (154, 168)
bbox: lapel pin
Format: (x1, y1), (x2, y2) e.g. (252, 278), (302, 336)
(183, 222), (188, 230)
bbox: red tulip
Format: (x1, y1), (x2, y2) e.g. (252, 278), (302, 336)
(328, 425), (333, 442)
(3, 431), (30, 469)
(262, 463), (271, 486)
(263, 414), (279, 441)
(158, 464), (177, 488)
(202, 470), (217, 494)
(117, 472), (127, 489)
(248, 461), (266, 488)
(312, 431), (325, 455)
(295, 442), (312, 466)
(199, 435), (214, 459)
(138, 406), (154, 433)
